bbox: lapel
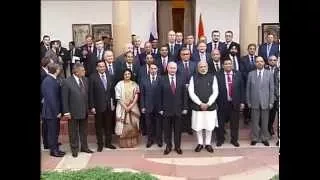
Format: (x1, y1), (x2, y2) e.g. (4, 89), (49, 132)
(97, 73), (107, 91)
(71, 75), (81, 92)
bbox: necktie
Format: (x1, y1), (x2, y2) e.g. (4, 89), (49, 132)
(163, 58), (167, 71)
(251, 56), (255, 64)
(88, 46), (92, 53)
(108, 64), (113, 75)
(128, 64), (132, 71)
(70, 49), (73, 59)
(184, 62), (189, 76)
(170, 45), (174, 55)
(97, 49), (102, 60)
(232, 56), (238, 70)
(101, 74), (107, 89)
(151, 75), (155, 85)
(258, 71), (262, 80)
(227, 72), (233, 99)
(214, 43), (217, 49)
(79, 79), (85, 94)
(215, 63), (220, 71)
(188, 45), (191, 51)
(170, 76), (176, 94)
(267, 44), (271, 57)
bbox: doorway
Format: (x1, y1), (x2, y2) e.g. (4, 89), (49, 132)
(157, 0), (196, 45)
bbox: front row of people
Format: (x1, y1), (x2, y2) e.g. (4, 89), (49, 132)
(41, 56), (278, 157)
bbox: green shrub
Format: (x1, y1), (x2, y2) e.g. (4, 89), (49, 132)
(41, 167), (158, 180)
(270, 174), (279, 180)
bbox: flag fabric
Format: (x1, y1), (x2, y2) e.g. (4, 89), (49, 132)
(198, 13), (204, 39)
(149, 4), (158, 42)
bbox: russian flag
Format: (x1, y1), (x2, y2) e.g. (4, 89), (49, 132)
(149, 2), (158, 42)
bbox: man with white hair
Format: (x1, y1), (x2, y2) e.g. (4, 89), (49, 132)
(188, 61), (218, 153)
(159, 61), (188, 155)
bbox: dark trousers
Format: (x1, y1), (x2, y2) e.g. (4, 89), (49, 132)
(163, 115), (182, 148)
(243, 103), (251, 121)
(42, 118), (48, 148)
(45, 118), (59, 152)
(95, 108), (113, 147)
(182, 109), (192, 132)
(268, 100), (279, 134)
(145, 111), (162, 143)
(68, 118), (88, 153)
(217, 102), (240, 142)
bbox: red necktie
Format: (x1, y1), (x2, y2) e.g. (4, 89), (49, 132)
(184, 62), (189, 76)
(170, 76), (176, 94)
(163, 58), (167, 71)
(227, 72), (233, 98)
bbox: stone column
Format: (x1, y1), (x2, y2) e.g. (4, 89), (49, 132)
(239, 0), (258, 56)
(112, 1), (131, 57)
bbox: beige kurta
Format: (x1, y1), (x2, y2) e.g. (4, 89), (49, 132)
(188, 75), (219, 131)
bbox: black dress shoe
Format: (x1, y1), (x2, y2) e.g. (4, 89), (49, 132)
(50, 151), (64, 157)
(43, 146), (49, 149)
(251, 141), (257, 146)
(216, 141), (223, 147)
(163, 146), (171, 155)
(58, 150), (66, 155)
(58, 142), (62, 146)
(194, 144), (203, 152)
(231, 141), (240, 147)
(187, 130), (193, 135)
(105, 144), (117, 149)
(205, 145), (214, 153)
(72, 152), (78, 158)
(157, 142), (163, 147)
(175, 148), (183, 154)
(146, 140), (154, 148)
(97, 146), (103, 152)
(81, 149), (94, 153)
(276, 141), (279, 146)
(262, 141), (270, 146)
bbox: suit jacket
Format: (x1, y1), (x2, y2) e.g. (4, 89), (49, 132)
(177, 61), (197, 84)
(216, 70), (245, 109)
(80, 44), (97, 56)
(183, 44), (197, 55)
(57, 47), (69, 65)
(40, 44), (50, 60)
(61, 76), (89, 119)
(222, 41), (241, 57)
(240, 55), (257, 86)
(223, 53), (242, 72)
(138, 52), (157, 66)
(265, 66), (280, 102)
(206, 41), (224, 54)
(140, 75), (161, 113)
(117, 62), (140, 82)
(67, 48), (82, 63)
(246, 69), (274, 109)
(258, 43), (280, 63)
(192, 51), (211, 62)
(41, 75), (61, 119)
(166, 43), (181, 61)
(86, 49), (105, 76)
(155, 56), (174, 75)
(89, 72), (114, 112)
(160, 74), (188, 116)
(207, 59), (223, 74)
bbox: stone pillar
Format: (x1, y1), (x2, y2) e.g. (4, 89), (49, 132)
(112, 1), (131, 57)
(240, 0), (258, 56)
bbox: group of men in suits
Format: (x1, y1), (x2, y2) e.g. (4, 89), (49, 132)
(40, 29), (280, 157)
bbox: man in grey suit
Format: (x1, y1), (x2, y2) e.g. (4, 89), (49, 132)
(246, 56), (274, 146)
(62, 63), (94, 157)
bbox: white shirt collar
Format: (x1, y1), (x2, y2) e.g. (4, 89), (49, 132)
(99, 72), (106, 77)
(150, 74), (157, 79)
(73, 74), (80, 83)
(42, 67), (48, 74)
(169, 43), (175, 46)
(224, 71), (233, 75)
(48, 73), (56, 79)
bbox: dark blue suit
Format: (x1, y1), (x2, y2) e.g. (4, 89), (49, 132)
(41, 75), (62, 153)
(155, 56), (174, 75)
(140, 75), (162, 143)
(258, 43), (279, 63)
(167, 43), (181, 61)
(206, 41), (225, 54)
(216, 70), (245, 143)
(192, 52), (211, 63)
(138, 52), (157, 66)
(40, 67), (48, 148)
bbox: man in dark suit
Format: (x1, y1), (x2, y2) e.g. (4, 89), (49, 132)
(40, 57), (53, 149)
(266, 56), (280, 136)
(68, 41), (81, 76)
(133, 36), (143, 57)
(155, 45), (173, 75)
(86, 39), (105, 76)
(184, 35), (197, 55)
(138, 54), (157, 83)
(114, 43), (137, 71)
(140, 64), (162, 147)
(80, 35), (96, 77)
(41, 63), (65, 157)
(160, 62), (188, 155)
(175, 32), (184, 61)
(62, 63), (94, 157)
(193, 42), (210, 62)
(206, 30), (224, 54)
(138, 42), (155, 66)
(258, 33), (279, 64)
(89, 60), (117, 152)
(246, 57), (274, 146)
(56, 40), (70, 78)
(177, 48), (197, 135)
(167, 30), (181, 61)
(40, 35), (50, 61)
(223, 31), (240, 57)
(240, 43), (258, 125)
(216, 59), (245, 147)
(224, 45), (241, 72)
(151, 38), (160, 56)
(207, 49), (223, 74)
(117, 51), (140, 82)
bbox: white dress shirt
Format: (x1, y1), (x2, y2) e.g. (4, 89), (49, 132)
(150, 74), (157, 83)
(200, 52), (206, 61)
(168, 74), (176, 87)
(257, 68), (265, 79)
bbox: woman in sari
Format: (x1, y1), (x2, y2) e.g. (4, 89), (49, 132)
(115, 69), (141, 148)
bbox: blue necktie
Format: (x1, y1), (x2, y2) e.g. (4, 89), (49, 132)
(101, 74), (107, 89)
